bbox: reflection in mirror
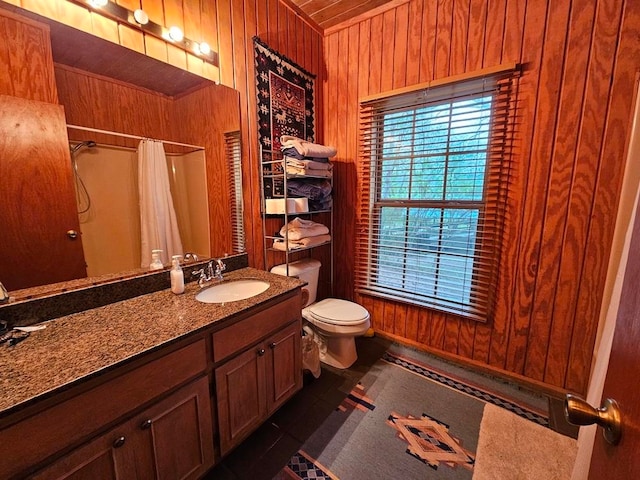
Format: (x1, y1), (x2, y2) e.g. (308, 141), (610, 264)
(71, 141), (210, 277)
(0, 4), (245, 298)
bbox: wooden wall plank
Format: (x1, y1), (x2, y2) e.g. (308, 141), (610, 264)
(449, 0), (469, 75)
(418, 0), (437, 83)
(499, 0), (548, 373)
(565, 0), (635, 393)
(538, 0), (598, 387)
(405, 0), (423, 86)
(392, 2), (409, 89)
(380, 9), (396, 92)
(520, 0), (572, 382)
(465, 0), (486, 71)
(367, 13), (383, 95)
(434, 0), (452, 78)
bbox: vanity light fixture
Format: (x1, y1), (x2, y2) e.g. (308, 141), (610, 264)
(75, 0), (218, 66)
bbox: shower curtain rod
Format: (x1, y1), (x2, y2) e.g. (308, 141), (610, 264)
(66, 124), (205, 150)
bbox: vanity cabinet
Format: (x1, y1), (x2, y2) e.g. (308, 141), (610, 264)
(0, 340), (214, 479)
(31, 377), (213, 480)
(214, 293), (302, 455)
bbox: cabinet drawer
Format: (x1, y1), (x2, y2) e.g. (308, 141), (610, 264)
(0, 339), (207, 479)
(212, 293), (301, 363)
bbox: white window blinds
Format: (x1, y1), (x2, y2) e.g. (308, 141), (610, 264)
(356, 66), (518, 322)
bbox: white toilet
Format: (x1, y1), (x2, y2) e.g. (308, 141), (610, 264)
(271, 258), (370, 369)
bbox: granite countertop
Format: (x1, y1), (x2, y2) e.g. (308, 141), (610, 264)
(0, 267), (305, 418)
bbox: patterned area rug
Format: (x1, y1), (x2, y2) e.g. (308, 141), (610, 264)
(280, 349), (551, 480)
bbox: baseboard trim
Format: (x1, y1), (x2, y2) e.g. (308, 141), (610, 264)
(374, 331), (571, 399)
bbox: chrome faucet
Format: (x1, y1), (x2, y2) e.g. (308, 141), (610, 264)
(183, 252), (199, 263)
(192, 258), (226, 288)
(0, 282), (9, 304)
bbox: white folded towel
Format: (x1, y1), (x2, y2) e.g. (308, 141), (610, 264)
(286, 165), (333, 178)
(279, 217), (329, 240)
(285, 158), (333, 171)
(280, 135), (337, 158)
(273, 234), (331, 251)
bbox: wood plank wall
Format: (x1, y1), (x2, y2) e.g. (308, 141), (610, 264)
(9, 0), (325, 271)
(325, 0), (640, 394)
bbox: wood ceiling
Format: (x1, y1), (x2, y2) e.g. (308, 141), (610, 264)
(291, 0), (398, 30)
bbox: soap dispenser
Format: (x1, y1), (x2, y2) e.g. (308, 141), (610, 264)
(170, 255), (185, 294)
(150, 249), (164, 270)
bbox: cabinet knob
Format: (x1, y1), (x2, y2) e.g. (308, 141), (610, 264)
(269, 342), (276, 349)
(112, 436), (126, 448)
(257, 348), (265, 356)
(66, 230), (79, 240)
(140, 419), (153, 430)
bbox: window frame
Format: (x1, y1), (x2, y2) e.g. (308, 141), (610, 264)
(356, 65), (518, 322)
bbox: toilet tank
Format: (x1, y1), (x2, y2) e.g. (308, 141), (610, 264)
(270, 259), (321, 307)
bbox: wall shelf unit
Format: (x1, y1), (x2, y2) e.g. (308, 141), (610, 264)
(260, 148), (333, 296)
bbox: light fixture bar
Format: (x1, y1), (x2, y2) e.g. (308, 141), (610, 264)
(72, 0), (218, 67)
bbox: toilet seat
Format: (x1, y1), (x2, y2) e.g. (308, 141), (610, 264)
(306, 298), (370, 326)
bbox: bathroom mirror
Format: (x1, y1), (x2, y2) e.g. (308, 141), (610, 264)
(0, 6), (245, 296)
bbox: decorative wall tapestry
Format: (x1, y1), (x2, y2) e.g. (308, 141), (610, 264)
(253, 36), (315, 198)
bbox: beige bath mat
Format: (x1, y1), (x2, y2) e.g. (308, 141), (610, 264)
(473, 403), (577, 480)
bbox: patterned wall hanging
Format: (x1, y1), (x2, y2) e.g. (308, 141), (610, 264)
(253, 36), (315, 199)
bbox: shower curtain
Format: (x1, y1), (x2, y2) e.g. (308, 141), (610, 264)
(138, 139), (183, 268)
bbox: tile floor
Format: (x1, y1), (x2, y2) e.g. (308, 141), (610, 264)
(202, 336), (575, 480)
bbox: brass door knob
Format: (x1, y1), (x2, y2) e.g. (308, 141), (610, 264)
(564, 394), (622, 445)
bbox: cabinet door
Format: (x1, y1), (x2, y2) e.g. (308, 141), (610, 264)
(265, 322), (302, 414)
(134, 376), (215, 480)
(215, 347), (267, 455)
(30, 423), (136, 480)
(31, 378), (214, 480)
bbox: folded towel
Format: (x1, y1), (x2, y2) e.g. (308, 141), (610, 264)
(273, 234), (331, 251)
(286, 165), (333, 178)
(280, 217), (329, 240)
(282, 147), (330, 163)
(285, 158), (332, 171)
(280, 135), (337, 158)
(287, 178), (332, 201)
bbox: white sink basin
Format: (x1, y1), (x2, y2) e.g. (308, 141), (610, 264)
(195, 279), (270, 304)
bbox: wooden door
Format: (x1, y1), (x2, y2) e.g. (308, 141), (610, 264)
(265, 322), (302, 414)
(588, 199), (640, 477)
(0, 95), (86, 290)
(136, 377), (215, 480)
(215, 346), (267, 455)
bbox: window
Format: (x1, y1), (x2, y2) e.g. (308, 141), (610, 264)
(356, 66), (517, 321)
(225, 130), (245, 253)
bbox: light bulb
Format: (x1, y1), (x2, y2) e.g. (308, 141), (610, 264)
(168, 26), (184, 42)
(199, 42), (211, 55)
(133, 9), (149, 25)
(88, 0), (108, 7)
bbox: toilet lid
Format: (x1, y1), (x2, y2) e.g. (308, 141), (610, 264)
(307, 298), (370, 325)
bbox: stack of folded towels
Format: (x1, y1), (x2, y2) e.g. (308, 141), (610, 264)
(273, 217), (331, 251)
(280, 135), (336, 177)
(280, 135), (335, 211)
